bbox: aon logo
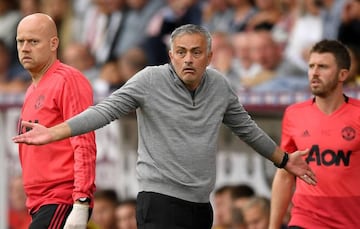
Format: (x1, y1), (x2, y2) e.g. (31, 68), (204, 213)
(306, 145), (351, 166)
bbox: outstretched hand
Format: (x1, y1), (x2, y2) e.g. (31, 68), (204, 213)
(12, 121), (54, 145)
(285, 149), (317, 185)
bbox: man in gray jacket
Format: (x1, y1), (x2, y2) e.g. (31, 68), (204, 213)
(13, 24), (316, 229)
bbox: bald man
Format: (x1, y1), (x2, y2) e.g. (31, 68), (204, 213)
(16, 13), (96, 228)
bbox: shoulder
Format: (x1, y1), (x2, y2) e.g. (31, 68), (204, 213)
(205, 67), (229, 86)
(347, 97), (360, 109)
(53, 62), (92, 88)
(345, 97), (360, 116)
(285, 99), (313, 114)
(205, 66), (225, 78)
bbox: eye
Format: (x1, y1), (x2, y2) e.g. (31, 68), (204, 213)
(176, 50), (185, 57)
(193, 50), (202, 57)
(31, 40), (39, 45)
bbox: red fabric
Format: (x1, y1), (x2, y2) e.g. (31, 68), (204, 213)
(8, 209), (31, 229)
(281, 98), (360, 228)
(18, 60), (96, 213)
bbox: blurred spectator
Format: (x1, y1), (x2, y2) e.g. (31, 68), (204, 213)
(246, 0), (282, 30)
(18, 0), (41, 16)
(272, 0), (300, 49)
(201, 0), (230, 32)
(209, 31), (238, 84)
(93, 61), (122, 96)
(143, 0), (203, 65)
(284, 0), (323, 73)
(40, 0), (78, 57)
(91, 189), (119, 229)
(320, 0), (347, 39)
(116, 46), (148, 83)
(231, 184), (256, 210)
(242, 196), (271, 229)
(212, 185), (234, 229)
(113, 0), (163, 56)
(0, 0), (20, 50)
(61, 42), (100, 84)
(338, 0), (360, 48)
(115, 198), (137, 229)
(231, 208), (246, 229)
(229, 31), (262, 93)
(225, 0), (257, 33)
(8, 175), (31, 229)
(80, 0), (127, 66)
(249, 28), (308, 92)
(344, 45), (360, 88)
(240, 29), (280, 89)
(0, 39), (29, 93)
(230, 184), (256, 229)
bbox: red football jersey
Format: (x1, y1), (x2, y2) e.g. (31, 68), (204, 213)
(18, 60), (96, 213)
(282, 97), (360, 228)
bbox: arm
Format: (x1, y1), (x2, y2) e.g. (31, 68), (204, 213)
(269, 169), (295, 229)
(222, 92), (316, 185)
(13, 119), (72, 144)
(13, 69), (149, 145)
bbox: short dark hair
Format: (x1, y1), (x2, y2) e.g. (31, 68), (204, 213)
(231, 184), (255, 199)
(94, 188), (119, 205)
(310, 39), (351, 70)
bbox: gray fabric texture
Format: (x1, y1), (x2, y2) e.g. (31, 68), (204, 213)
(67, 64), (277, 202)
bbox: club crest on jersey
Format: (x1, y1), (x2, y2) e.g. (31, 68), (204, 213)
(342, 126), (355, 141)
(34, 95), (45, 109)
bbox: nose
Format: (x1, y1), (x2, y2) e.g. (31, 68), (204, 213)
(19, 41), (31, 52)
(184, 52), (193, 64)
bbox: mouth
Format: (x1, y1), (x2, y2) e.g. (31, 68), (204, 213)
(183, 67), (195, 74)
(21, 56), (32, 63)
(310, 79), (321, 87)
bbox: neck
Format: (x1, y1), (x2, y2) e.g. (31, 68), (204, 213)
(314, 91), (346, 115)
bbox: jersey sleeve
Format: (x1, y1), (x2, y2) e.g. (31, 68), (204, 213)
(281, 107), (298, 154)
(59, 69), (96, 202)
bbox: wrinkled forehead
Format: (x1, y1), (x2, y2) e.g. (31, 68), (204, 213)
(172, 33), (207, 49)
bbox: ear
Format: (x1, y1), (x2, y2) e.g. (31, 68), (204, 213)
(50, 37), (59, 52)
(338, 69), (349, 83)
(206, 51), (213, 66)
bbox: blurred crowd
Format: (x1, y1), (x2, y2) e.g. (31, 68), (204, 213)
(8, 175), (138, 229)
(0, 0), (359, 96)
(4, 0), (360, 228)
(8, 173), (274, 229)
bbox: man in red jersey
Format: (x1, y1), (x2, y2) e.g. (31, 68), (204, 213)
(269, 39), (360, 229)
(15, 13), (96, 228)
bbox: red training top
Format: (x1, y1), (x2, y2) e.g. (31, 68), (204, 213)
(282, 97), (360, 228)
(18, 60), (96, 213)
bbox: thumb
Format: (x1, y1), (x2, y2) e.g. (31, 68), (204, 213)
(299, 148), (309, 156)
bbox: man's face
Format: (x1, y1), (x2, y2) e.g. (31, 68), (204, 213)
(214, 190), (233, 227)
(115, 204), (137, 229)
(16, 20), (56, 74)
(169, 33), (212, 91)
(92, 199), (117, 228)
(243, 205), (269, 229)
(308, 52), (342, 97)
(249, 31), (279, 70)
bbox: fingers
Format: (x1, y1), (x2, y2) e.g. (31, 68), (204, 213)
(12, 134), (29, 144)
(21, 120), (37, 128)
(300, 169), (317, 185)
(299, 148), (309, 156)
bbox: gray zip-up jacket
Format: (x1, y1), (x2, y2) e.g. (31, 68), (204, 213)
(68, 64), (277, 203)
